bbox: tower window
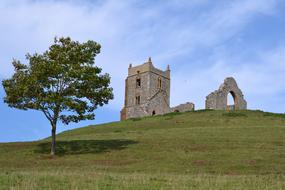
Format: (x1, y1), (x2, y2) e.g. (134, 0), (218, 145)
(157, 77), (162, 89)
(135, 96), (141, 105)
(136, 78), (141, 88)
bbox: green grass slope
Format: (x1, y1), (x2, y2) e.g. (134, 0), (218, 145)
(0, 110), (285, 190)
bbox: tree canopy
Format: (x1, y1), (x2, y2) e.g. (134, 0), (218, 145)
(2, 37), (113, 155)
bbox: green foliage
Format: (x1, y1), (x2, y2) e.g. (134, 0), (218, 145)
(2, 37), (113, 126)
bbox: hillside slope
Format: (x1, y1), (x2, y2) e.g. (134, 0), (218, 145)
(0, 110), (285, 190)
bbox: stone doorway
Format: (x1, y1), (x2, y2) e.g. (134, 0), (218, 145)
(227, 91), (237, 111)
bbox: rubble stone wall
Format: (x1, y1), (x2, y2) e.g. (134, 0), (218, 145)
(205, 77), (247, 110)
(171, 102), (195, 112)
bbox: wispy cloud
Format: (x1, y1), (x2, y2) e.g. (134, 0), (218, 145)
(171, 46), (285, 113)
(0, 0), (284, 113)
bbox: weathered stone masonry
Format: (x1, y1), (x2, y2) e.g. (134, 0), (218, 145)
(120, 59), (247, 120)
(121, 58), (194, 120)
(205, 77), (247, 110)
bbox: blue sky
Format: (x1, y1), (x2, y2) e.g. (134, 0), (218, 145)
(0, 0), (285, 142)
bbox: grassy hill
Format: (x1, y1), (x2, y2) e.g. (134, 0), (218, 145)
(0, 110), (285, 190)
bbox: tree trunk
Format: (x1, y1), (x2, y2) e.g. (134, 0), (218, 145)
(51, 125), (56, 156)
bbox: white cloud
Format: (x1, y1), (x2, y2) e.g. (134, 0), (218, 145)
(0, 0), (283, 114)
(171, 46), (285, 113)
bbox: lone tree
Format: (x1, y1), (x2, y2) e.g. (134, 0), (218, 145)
(2, 37), (113, 155)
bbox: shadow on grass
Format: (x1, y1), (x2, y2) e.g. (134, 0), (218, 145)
(35, 139), (138, 156)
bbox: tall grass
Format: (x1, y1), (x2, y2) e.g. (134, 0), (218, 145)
(1, 172), (284, 190)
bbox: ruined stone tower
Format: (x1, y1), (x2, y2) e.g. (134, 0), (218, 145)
(120, 58), (171, 120)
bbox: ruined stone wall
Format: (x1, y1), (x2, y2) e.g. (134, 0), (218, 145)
(205, 77), (247, 110)
(171, 102), (194, 112)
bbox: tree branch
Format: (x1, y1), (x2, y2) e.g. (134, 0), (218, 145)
(40, 106), (53, 124)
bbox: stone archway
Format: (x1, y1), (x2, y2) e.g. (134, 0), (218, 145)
(205, 77), (247, 110)
(227, 91), (237, 110)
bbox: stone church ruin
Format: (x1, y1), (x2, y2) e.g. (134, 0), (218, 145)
(120, 58), (194, 120)
(205, 77), (247, 110)
(120, 58), (247, 120)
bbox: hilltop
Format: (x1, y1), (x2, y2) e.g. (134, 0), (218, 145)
(0, 110), (284, 190)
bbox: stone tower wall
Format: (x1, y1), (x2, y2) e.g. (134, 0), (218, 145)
(126, 72), (150, 107)
(122, 58), (171, 119)
(121, 58), (195, 120)
(149, 72), (170, 106)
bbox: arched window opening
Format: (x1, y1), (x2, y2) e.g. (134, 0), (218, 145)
(152, 110), (156, 116)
